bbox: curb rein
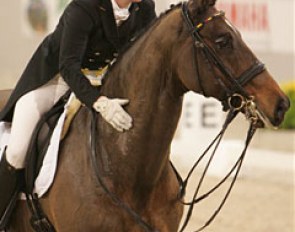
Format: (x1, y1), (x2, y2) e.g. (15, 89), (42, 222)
(177, 3), (265, 232)
(89, 2), (266, 232)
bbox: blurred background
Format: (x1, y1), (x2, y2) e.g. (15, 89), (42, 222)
(0, 0), (294, 231)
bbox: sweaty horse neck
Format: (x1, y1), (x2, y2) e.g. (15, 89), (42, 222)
(99, 21), (184, 190)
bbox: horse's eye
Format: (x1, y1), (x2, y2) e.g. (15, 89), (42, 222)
(215, 34), (233, 49)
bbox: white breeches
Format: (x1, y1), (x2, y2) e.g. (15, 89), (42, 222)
(6, 75), (69, 168)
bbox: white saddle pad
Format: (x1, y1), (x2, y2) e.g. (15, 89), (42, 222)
(0, 98), (70, 198)
(0, 72), (104, 199)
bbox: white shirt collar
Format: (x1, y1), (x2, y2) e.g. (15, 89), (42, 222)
(111, 0), (131, 26)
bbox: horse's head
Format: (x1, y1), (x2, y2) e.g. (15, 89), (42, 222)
(173, 0), (290, 128)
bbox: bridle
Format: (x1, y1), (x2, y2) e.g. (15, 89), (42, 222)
(182, 2), (265, 125)
(87, 3), (266, 232)
(175, 3), (265, 232)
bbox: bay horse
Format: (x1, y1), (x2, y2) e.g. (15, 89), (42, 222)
(1, 0), (289, 231)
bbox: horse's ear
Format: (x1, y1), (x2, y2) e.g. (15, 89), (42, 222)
(188, 0), (217, 18)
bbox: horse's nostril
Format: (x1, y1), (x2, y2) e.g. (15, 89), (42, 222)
(286, 97), (291, 109)
(274, 97), (290, 126)
(281, 97), (290, 112)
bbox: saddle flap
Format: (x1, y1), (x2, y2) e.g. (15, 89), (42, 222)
(25, 92), (70, 194)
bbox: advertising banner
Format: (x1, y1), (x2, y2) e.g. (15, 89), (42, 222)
(216, 0), (271, 51)
(156, 0), (294, 53)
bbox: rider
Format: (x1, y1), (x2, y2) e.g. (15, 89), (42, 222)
(0, 0), (156, 227)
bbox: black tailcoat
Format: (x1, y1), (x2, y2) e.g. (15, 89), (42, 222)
(0, 0), (156, 122)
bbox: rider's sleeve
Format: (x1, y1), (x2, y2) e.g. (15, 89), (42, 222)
(59, 2), (100, 109)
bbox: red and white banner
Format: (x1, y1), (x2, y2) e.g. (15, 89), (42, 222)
(216, 0), (271, 51)
(216, 1), (270, 32)
(156, 0), (294, 53)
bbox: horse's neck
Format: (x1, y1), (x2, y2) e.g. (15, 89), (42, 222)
(100, 13), (184, 190)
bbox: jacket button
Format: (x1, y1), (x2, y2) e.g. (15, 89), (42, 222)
(89, 58), (95, 62)
(105, 59), (111, 63)
(95, 52), (100, 56)
(130, 37), (136, 42)
(113, 53), (118, 57)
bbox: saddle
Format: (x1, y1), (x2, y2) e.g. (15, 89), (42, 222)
(4, 68), (106, 232)
(25, 90), (71, 193)
(25, 67), (107, 192)
(19, 91), (81, 232)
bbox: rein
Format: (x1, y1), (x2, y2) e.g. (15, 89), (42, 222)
(90, 111), (159, 232)
(88, 2), (264, 232)
(178, 108), (257, 232)
(176, 3), (263, 231)
(90, 99), (259, 232)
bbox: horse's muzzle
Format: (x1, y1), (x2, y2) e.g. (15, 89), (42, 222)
(272, 96), (290, 127)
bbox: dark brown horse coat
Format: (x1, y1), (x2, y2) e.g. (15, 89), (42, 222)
(0, 0), (156, 122)
(1, 0), (290, 231)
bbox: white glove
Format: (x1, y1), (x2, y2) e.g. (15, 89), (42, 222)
(93, 96), (133, 132)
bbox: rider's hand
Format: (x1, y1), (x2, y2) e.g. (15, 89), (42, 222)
(93, 96), (133, 132)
